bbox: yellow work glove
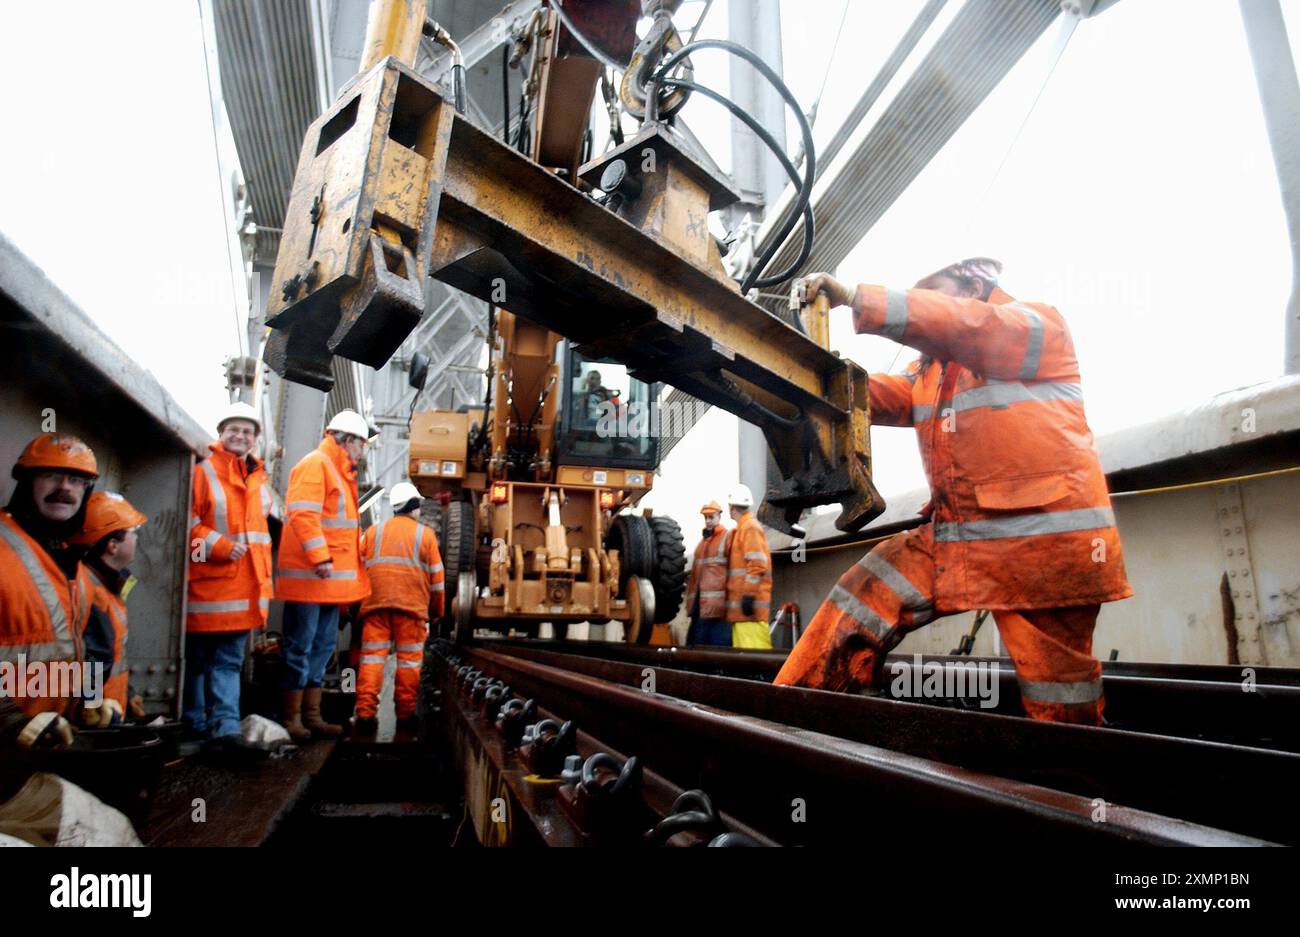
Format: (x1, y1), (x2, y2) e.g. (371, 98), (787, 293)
(17, 712), (75, 749)
(79, 699), (125, 728)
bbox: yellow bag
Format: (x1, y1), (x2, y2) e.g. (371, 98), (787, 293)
(732, 621), (772, 650)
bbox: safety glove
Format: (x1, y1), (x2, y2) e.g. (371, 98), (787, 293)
(79, 698), (125, 728)
(17, 712), (76, 750)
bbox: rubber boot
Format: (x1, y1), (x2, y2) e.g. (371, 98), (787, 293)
(280, 689), (311, 743)
(302, 687), (342, 738)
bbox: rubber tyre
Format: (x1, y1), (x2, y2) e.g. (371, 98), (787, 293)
(440, 500), (476, 601)
(647, 515), (686, 624)
(605, 513), (654, 587)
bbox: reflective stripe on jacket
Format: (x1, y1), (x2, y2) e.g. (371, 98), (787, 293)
(724, 512), (772, 623)
(275, 434), (369, 604)
(685, 525), (729, 620)
(188, 442), (274, 631)
(0, 510), (91, 716)
(84, 566), (129, 709)
(359, 514), (445, 619)
(854, 284), (1132, 611)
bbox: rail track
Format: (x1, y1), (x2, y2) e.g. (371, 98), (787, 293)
(428, 638), (1299, 846)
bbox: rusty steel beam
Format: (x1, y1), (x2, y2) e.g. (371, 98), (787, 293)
(265, 53), (883, 532)
(477, 642), (1300, 843)
(439, 643), (1270, 846)
(483, 639), (1300, 752)
(426, 114), (882, 530)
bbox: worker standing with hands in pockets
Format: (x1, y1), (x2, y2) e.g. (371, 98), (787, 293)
(275, 409), (372, 740)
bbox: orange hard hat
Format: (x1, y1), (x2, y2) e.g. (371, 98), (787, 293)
(71, 491), (147, 546)
(700, 501), (723, 515)
(14, 433), (99, 478)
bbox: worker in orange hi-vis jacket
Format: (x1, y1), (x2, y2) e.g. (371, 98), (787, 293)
(724, 485), (773, 650)
(774, 258), (1132, 725)
(184, 402), (274, 749)
(275, 409), (372, 741)
(352, 482), (444, 737)
(0, 434), (98, 750)
(684, 501), (731, 647)
(70, 491), (148, 726)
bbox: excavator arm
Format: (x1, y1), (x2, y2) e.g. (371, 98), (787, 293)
(263, 0), (883, 534)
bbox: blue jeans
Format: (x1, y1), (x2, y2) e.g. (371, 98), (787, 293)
(687, 617), (731, 647)
(183, 631), (249, 738)
(281, 602), (341, 689)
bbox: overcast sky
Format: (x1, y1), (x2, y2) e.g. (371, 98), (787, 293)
(1, 1), (1295, 543)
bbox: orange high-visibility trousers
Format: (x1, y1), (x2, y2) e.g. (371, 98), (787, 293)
(773, 525), (1104, 725)
(356, 610), (427, 720)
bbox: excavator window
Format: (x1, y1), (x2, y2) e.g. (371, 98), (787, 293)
(556, 345), (659, 469)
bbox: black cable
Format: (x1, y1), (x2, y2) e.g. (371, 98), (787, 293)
(660, 76), (814, 300)
(452, 63), (466, 114)
(476, 305), (497, 457)
(651, 40), (816, 292)
(501, 45), (511, 144)
(542, 10), (814, 290)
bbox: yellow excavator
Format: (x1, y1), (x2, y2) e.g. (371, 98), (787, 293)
(402, 1), (685, 644)
(263, 0), (885, 650)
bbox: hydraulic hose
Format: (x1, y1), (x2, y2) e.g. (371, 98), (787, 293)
(651, 39), (816, 292)
(659, 76), (814, 299)
(545, 10), (815, 291)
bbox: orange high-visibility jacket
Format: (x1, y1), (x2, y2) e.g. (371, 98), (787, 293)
(725, 512), (772, 623)
(0, 510), (91, 717)
(275, 435), (369, 604)
(188, 442), (274, 631)
(684, 525), (729, 620)
(83, 568), (128, 709)
(359, 514), (445, 619)
(854, 284), (1132, 611)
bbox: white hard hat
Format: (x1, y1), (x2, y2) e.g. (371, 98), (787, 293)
(389, 481), (421, 509)
(726, 484), (754, 509)
(217, 401), (261, 435)
(325, 409), (371, 440)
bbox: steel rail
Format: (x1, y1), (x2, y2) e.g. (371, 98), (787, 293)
(472, 643), (1300, 844)
(478, 639), (1300, 752)
(435, 652), (777, 846)
(435, 643), (1273, 846)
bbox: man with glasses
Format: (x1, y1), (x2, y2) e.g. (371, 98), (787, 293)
(0, 433), (99, 749)
(183, 402), (274, 752)
(274, 409), (372, 740)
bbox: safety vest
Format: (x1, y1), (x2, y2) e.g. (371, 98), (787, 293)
(359, 514), (445, 619)
(685, 525), (729, 620)
(84, 566), (129, 709)
(725, 512), (772, 623)
(188, 442), (274, 631)
(0, 510), (91, 716)
(275, 434), (369, 604)
(857, 284), (1132, 611)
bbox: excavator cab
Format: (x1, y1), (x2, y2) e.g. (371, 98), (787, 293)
(556, 345), (659, 470)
